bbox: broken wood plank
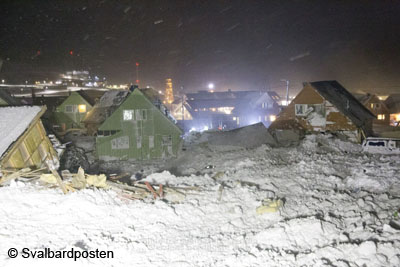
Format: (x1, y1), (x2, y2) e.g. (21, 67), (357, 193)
(145, 181), (158, 199)
(158, 184), (164, 199)
(0, 168), (31, 185)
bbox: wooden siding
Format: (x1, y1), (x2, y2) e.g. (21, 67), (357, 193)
(53, 92), (93, 131)
(270, 83), (363, 140)
(0, 114), (58, 169)
(96, 90), (182, 160)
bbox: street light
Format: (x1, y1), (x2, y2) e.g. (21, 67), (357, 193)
(208, 83), (214, 90)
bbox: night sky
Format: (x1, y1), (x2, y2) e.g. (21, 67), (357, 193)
(1, 0), (400, 95)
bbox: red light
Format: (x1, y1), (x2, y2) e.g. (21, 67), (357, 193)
(69, 50), (74, 55)
(136, 62), (139, 66)
(37, 50), (41, 55)
(136, 79), (140, 83)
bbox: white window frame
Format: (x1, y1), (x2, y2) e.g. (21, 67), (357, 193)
(295, 104), (308, 116)
(123, 110), (134, 121)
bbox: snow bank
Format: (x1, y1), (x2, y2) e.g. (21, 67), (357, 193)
(1, 134), (400, 266)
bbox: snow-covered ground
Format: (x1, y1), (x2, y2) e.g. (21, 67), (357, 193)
(1, 135), (400, 266)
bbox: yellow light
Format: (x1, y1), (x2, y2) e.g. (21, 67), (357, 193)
(396, 114), (400, 121)
(269, 115), (276, 122)
(377, 114), (385, 120)
(78, 104), (87, 113)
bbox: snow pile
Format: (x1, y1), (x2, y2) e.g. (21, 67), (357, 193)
(0, 106), (42, 157)
(1, 134), (400, 266)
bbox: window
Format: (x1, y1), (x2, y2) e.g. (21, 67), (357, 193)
(162, 135), (172, 145)
(123, 110), (134, 120)
(65, 105), (74, 113)
(141, 109), (147, 121)
(269, 115), (276, 122)
(295, 104), (308, 116)
(371, 103), (380, 109)
(262, 102), (265, 108)
(135, 109), (142, 120)
(377, 114), (385, 120)
(78, 104), (86, 113)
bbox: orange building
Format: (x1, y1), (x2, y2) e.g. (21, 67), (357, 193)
(270, 81), (375, 142)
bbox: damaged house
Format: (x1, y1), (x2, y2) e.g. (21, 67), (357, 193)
(88, 88), (182, 160)
(83, 90), (129, 136)
(270, 81), (375, 142)
(0, 106), (59, 169)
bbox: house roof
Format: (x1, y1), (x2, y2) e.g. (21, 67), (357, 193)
(33, 95), (67, 109)
(0, 106), (44, 158)
(77, 90), (96, 106)
(83, 90), (129, 124)
(0, 89), (21, 105)
(186, 90), (274, 110)
(384, 94), (400, 113)
(310, 81), (376, 127)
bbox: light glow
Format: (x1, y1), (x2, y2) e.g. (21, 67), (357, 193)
(78, 104), (87, 113)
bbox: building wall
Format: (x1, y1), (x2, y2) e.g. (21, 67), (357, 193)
(53, 92), (93, 131)
(362, 95), (389, 125)
(96, 90), (182, 161)
(1, 119), (58, 169)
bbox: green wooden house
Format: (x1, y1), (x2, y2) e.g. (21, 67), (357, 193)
(52, 91), (96, 133)
(96, 88), (183, 160)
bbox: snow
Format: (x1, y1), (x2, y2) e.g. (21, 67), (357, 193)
(1, 134), (400, 266)
(0, 106), (42, 158)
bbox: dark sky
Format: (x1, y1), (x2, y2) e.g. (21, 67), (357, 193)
(1, 0), (400, 95)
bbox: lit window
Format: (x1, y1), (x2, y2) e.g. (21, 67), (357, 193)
(377, 114), (385, 120)
(269, 115), (276, 122)
(233, 117), (237, 121)
(78, 104), (86, 113)
(123, 110), (134, 120)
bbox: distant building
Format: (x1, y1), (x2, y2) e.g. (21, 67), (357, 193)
(384, 94), (400, 126)
(51, 91), (97, 133)
(354, 93), (390, 125)
(270, 81), (375, 142)
(95, 88), (182, 161)
(185, 90), (280, 131)
(0, 106), (59, 169)
(165, 78), (174, 105)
